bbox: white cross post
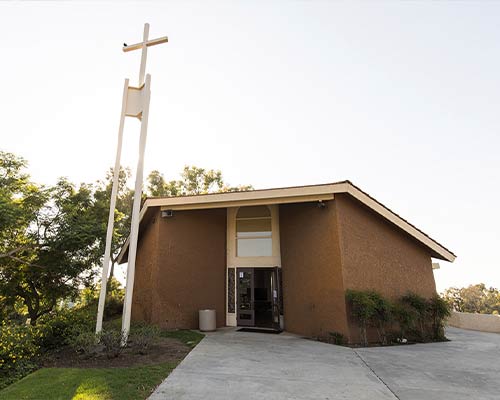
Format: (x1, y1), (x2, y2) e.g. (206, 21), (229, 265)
(95, 24), (167, 344)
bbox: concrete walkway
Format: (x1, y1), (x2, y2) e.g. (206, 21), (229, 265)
(149, 327), (499, 400)
(149, 328), (395, 400)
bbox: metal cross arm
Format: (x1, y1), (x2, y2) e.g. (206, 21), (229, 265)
(122, 36), (168, 53)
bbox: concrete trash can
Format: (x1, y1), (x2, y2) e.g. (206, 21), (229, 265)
(199, 309), (216, 332)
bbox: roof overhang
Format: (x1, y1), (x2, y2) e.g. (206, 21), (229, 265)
(117, 181), (456, 264)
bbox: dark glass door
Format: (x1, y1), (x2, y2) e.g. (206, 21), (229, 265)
(237, 268), (254, 326)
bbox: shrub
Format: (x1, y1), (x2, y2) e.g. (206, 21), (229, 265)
(427, 295), (450, 341)
(0, 322), (40, 372)
(327, 331), (347, 346)
(0, 322), (40, 389)
(67, 331), (99, 356)
(401, 293), (428, 340)
(346, 290), (451, 345)
(97, 329), (124, 358)
(79, 278), (124, 320)
(391, 301), (418, 341)
(346, 290), (377, 346)
(104, 296), (123, 319)
(130, 325), (160, 354)
(367, 291), (392, 345)
(35, 306), (95, 350)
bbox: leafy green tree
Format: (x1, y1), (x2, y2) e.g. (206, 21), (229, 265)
(442, 284), (500, 314)
(147, 165), (252, 197)
(0, 152), (110, 324)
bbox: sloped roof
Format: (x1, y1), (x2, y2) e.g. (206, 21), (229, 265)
(117, 180), (456, 263)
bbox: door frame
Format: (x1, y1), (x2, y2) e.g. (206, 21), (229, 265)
(271, 266), (282, 330)
(236, 266), (282, 329)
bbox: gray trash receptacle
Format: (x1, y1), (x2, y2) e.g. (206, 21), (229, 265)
(199, 309), (216, 332)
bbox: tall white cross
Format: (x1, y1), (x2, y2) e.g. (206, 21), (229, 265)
(95, 23), (168, 344)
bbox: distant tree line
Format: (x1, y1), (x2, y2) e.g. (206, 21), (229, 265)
(442, 283), (500, 315)
(0, 150), (252, 325)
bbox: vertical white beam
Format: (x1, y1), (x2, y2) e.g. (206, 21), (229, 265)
(95, 79), (130, 334)
(138, 23), (149, 86)
(121, 74), (152, 343)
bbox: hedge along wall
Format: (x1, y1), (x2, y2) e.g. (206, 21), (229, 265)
(448, 311), (500, 333)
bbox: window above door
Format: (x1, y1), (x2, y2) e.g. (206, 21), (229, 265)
(236, 206), (272, 257)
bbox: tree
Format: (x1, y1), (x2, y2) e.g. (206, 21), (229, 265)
(147, 166), (253, 197)
(0, 152), (109, 324)
(1, 153), (252, 324)
(442, 284), (500, 314)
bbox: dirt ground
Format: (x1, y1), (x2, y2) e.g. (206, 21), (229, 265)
(42, 337), (191, 368)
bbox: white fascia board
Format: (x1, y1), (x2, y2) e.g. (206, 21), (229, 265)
(116, 181), (456, 264)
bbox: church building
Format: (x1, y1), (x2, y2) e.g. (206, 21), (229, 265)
(117, 180), (455, 342)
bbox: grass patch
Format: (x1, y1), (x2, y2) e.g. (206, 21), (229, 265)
(0, 362), (177, 400)
(160, 329), (205, 348)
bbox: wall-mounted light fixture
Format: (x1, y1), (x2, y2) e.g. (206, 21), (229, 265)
(161, 209), (174, 218)
(317, 200), (326, 209)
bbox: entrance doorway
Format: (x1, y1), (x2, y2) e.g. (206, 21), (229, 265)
(237, 267), (281, 329)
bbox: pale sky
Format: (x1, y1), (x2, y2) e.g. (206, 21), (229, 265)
(1, 1), (499, 292)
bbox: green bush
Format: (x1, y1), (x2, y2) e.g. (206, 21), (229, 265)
(345, 289), (377, 346)
(97, 330), (124, 359)
(428, 295), (450, 341)
(130, 325), (161, 354)
(390, 301), (418, 341)
(345, 289), (450, 345)
(0, 322), (40, 389)
(0, 323), (39, 372)
(67, 331), (99, 356)
(401, 292), (428, 340)
(35, 306), (95, 350)
(327, 331), (347, 346)
(367, 291), (392, 345)
(79, 278), (124, 320)
(104, 296), (123, 319)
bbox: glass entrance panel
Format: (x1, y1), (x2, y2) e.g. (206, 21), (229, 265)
(236, 206), (272, 257)
(237, 268), (254, 326)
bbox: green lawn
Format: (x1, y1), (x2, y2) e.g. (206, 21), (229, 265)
(160, 329), (205, 348)
(0, 327), (205, 400)
(0, 362), (178, 400)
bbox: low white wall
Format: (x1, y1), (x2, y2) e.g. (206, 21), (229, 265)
(447, 311), (500, 333)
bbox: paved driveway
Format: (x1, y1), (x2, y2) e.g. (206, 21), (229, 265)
(149, 327), (499, 400)
(356, 327), (500, 400)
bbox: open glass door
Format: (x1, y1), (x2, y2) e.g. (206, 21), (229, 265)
(271, 267), (282, 330)
(237, 268), (254, 326)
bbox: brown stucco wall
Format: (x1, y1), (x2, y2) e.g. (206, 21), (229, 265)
(132, 207), (226, 329)
(131, 212), (159, 323)
(335, 193), (436, 342)
(279, 201), (350, 339)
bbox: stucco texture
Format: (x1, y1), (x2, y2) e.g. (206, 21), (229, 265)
(132, 208), (227, 329)
(335, 194), (436, 299)
(279, 201), (350, 339)
(335, 194), (436, 342)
